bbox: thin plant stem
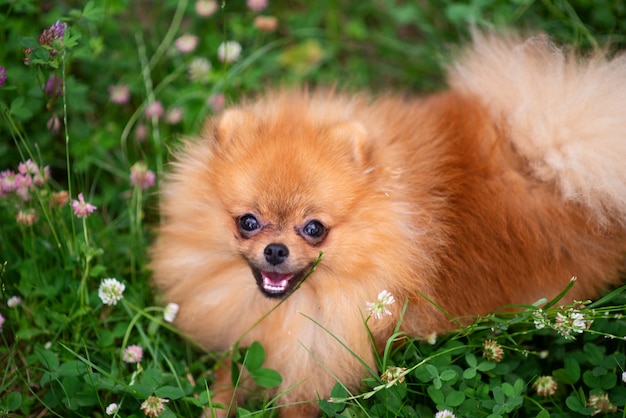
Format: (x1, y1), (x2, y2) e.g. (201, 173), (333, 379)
(135, 32), (164, 186)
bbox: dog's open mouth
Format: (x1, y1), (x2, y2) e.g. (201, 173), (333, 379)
(261, 271), (294, 295)
(249, 267), (306, 298)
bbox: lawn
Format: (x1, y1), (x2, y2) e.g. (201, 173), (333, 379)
(1, 0), (626, 417)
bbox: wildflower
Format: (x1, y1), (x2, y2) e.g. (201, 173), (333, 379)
(533, 375), (557, 397)
(140, 395), (168, 417)
(195, 0), (218, 17)
(34, 166), (50, 187)
(14, 173), (33, 201)
(18, 160), (38, 176)
(98, 278), (125, 306)
(434, 410), (456, 418)
(50, 20), (67, 39)
(366, 290), (395, 319)
(7, 296), (23, 308)
(18, 160), (49, 186)
(39, 20), (66, 46)
(50, 190), (69, 207)
(123, 344), (143, 363)
(207, 93), (225, 112)
(163, 302), (179, 323)
(587, 393), (617, 415)
(17, 209), (38, 226)
(532, 309), (548, 330)
(426, 332), (437, 345)
(109, 84), (130, 105)
(381, 366), (407, 384)
(135, 123), (148, 142)
(246, 0), (268, 12)
(0, 313), (4, 331)
(254, 15), (278, 32)
(36, 21), (66, 61)
(570, 311), (590, 332)
(105, 403), (119, 415)
(622, 371), (626, 383)
(72, 193), (97, 218)
(44, 74), (63, 98)
(188, 57), (212, 83)
(0, 170), (17, 193)
(145, 101), (164, 119)
(47, 114), (61, 133)
(174, 34), (198, 54)
(217, 41), (242, 63)
(130, 162), (156, 190)
(23, 48), (33, 65)
(165, 107), (183, 125)
(555, 309), (591, 339)
(0, 66), (6, 87)
(482, 339), (504, 363)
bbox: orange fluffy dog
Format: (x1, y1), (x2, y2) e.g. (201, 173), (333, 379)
(151, 32), (626, 416)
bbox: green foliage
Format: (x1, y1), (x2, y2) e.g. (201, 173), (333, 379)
(327, 293), (626, 418)
(1, 0), (625, 417)
(232, 341), (283, 390)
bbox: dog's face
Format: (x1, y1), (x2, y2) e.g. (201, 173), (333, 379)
(234, 212), (326, 297)
(206, 105), (371, 298)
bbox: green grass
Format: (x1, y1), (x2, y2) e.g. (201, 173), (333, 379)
(1, 0), (626, 417)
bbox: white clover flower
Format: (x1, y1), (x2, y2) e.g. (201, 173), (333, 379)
(555, 313), (572, 339)
(174, 33), (198, 54)
(554, 309), (591, 339)
(533, 375), (558, 397)
(7, 296), (22, 308)
(98, 278), (125, 306)
(381, 366), (407, 384)
(123, 344), (143, 363)
(217, 41), (242, 63)
(195, 0), (218, 17)
(435, 410), (457, 418)
(569, 311), (588, 333)
(246, 0), (267, 12)
(188, 57), (211, 83)
(532, 309), (548, 330)
(621, 371), (626, 383)
(163, 302), (179, 323)
(105, 403), (119, 415)
(140, 395), (168, 417)
(165, 107), (183, 125)
(366, 290), (395, 319)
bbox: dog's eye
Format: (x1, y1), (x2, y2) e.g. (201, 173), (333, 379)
(303, 220), (325, 239)
(238, 214), (260, 233)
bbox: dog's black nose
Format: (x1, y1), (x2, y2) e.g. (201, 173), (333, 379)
(264, 243), (289, 265)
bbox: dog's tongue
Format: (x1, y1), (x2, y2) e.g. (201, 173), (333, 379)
(261, 271), (294, 294)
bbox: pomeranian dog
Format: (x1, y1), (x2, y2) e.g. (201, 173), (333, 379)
(151, 31), (626, 417)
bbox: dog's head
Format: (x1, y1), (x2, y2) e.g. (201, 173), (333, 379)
(205, 94), (373, 298)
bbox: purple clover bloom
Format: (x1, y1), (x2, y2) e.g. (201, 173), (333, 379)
(39, 20), (66, 45)
(49, 20), (66, 40)
(0, 67), (6, 87)
(44, 74), (63, 98)
(72, 193), (97, 218)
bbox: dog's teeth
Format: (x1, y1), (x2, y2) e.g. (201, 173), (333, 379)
(263, 277), (288, 293)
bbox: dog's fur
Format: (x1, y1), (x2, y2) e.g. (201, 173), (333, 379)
(151, 32), (626, 416)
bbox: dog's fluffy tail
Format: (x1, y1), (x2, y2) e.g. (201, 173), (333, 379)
(448, 31), (626, 225)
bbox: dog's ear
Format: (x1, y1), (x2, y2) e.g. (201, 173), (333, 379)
(201, 108), (247, 147)
(330, 121), (369, 165)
